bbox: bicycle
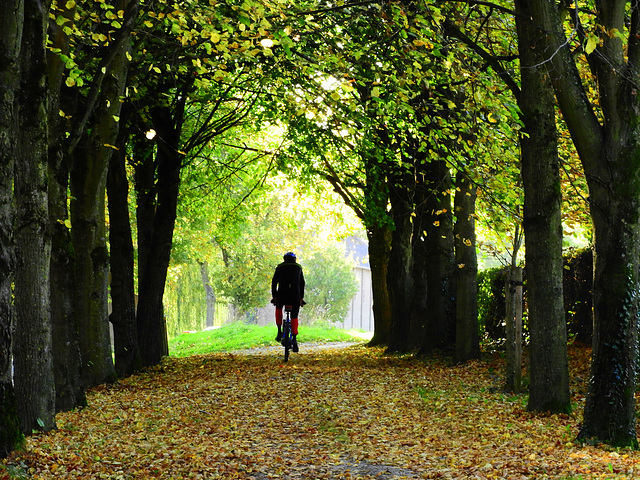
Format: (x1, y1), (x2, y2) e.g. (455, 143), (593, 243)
(281, 304), (294, 362)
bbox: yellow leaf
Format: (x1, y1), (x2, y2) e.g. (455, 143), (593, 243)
(585, 34), (598, 54)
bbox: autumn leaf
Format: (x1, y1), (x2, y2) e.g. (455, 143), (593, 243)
(2, 345), (640, 479)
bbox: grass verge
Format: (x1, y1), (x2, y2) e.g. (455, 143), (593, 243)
(168, 322), (371, 357)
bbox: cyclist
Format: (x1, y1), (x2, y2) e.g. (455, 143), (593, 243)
(271, 251), (305, 352)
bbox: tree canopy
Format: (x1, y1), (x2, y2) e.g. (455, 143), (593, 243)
(3, 0), (638, 459)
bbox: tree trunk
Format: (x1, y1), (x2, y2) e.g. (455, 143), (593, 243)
(415, 158), (455, 354)
(386, 165), (415, 353)
(13, 0), (56, 433)
(105, 12), (139, 378)
(366, 223), (392, 346)
(581, 198), (640, 446)
(70, 141), (115, 387)
(199, 261), (216, 328)
(137, 106), (182, 366)
(409, 157), (430, 351)
(134, 136), (156, 278)
(108, 114), (141, 378)
(47, 0), (86, 413)
(70, 2), (135, 386)
(0, 0), (24, 456)
(529, 0), (640, 447)
(516, 0), (570, 413)
(453, 172), (480, 364)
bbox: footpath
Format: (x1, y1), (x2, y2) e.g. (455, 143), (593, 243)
(2, 343), (639, 479)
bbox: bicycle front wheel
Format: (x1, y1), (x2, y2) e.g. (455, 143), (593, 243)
(282, 323), (291, 362)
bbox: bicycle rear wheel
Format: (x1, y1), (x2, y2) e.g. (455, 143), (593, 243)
(283, 323), (291, 362)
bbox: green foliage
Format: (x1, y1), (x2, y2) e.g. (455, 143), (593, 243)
(167, 322), (366, 357)
(477, 267), (507, 341)
(302, 246), (359, 325)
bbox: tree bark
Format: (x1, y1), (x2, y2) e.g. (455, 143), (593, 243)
(516, 0), (570, 413)
(0, 0), (24, 456)
(13, 0), (56, 433)
(108, 112), (141, 378)
(366, 223), (392, 346)
(70, 132), (116, 388)
(386, 163), (415, 353)
(529, 0), (640, 446)
(453, 172), (480, 364)
(70, 0), (136, 386)
(415, 158), (455, 354)
(136, 106), (182, 366)
(47, 0), (86, 413)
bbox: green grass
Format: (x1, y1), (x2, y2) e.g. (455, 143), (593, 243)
(168, 322), (372, 358)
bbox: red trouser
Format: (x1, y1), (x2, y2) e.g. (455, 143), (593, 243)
(275, 306), (299, 335)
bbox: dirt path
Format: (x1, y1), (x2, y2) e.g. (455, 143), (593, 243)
(3, 345), (640, 479)
(230, 341), (363, 356)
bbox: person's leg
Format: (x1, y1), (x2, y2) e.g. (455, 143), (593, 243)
(275, 303), (283, 341)
(291, 303), (300, 351)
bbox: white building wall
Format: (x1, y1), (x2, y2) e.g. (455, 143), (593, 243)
(340, 266), (374, 331)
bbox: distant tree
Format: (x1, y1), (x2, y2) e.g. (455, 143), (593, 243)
(302, 247), (359, 325)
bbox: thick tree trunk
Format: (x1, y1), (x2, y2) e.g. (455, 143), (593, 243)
(453, 172), (480, 364)
(70, 142), (115, 387)
(49, 215), (86, 412)
(529, 0), (640, 446)
(0, 0), (24, 456)
(366, 223), (392, 346)
(108, 120), (141, 378)
(415, 158), (455, 354)
(409, 157), (430, 350)
(106, 20), (139, 378)
(516, 0), (570, 413)
(580, 183), (640, 446)
(13, 0), (56, 433)
(386, 166), (415, 353)
(70, 5), (134, 385)
(137, 106), (182, 366)
(47, 1), (86, 413)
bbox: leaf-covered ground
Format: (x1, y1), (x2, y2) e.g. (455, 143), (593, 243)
(3, 344), (640, 479)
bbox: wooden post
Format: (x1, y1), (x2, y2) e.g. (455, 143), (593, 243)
(505, 266), (523, 393)
(513, 267), (523, 393)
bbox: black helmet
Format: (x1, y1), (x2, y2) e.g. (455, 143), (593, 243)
(283, 251), (296, 262)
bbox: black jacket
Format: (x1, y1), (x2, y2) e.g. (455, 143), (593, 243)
(271, 261), (305, 304)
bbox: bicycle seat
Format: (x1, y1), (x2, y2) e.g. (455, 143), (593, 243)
(284, 305), (293, 313)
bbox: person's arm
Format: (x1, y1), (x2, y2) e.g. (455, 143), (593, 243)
(299, 267), (305, 300)
(271, 267), (279, 299)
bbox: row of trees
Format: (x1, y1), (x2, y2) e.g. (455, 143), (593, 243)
(166, 168), (362, 334)
(0, 0), (638, 456)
